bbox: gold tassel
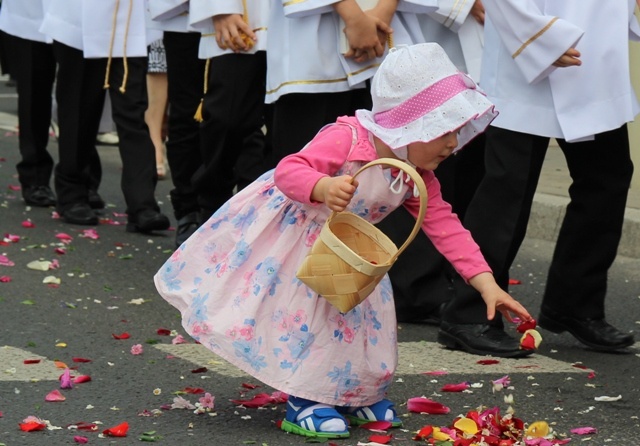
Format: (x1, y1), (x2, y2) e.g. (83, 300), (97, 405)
(119, 0), (134, 93)
(104, 0), (120, 89)
(193, 58), (211, 122)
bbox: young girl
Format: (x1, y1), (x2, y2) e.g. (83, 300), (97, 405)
(154, 43), (534, 439)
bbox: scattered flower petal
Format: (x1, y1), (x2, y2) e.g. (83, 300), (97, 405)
(525, 421), (549, 438)
(102, 421), (129, 437)
(60, 368), (73, 389)
(130, 344), (143, 355)
(73, 375), (92, 384)
(517, 319), (537, 333)
(441, 382), (470, 392)
(73, 436), (89, 444)
(477, 359), (500, 365)
(571, 426), (597, 435)
(520, 329), (542, 350)
(22, 220), (35, 228)
(407, 397), (450, 414)
(45, 389), (66, 402)
(0, 275), (11, 282)
(594, 395), (622, 402)
(112, 332), (131, 340)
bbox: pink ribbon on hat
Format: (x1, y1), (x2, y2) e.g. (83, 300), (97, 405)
(374, 73), (475, 129)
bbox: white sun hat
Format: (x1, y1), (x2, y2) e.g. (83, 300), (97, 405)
(356, 43), (497, 153)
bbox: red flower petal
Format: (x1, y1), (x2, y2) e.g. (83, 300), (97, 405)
(441, 382), (470, 392)
(73, 375), (92, 384)
(191, 367), (208, 373)
(23, 359), (41, 364)
(182, 387), (205, 394)
(45, 389), (66, 402)
(112, 332), (131, 340)
(414, 425), (434, 440)
(477, 359), (500, 365)
(0, 276), (11, 283)
(516, 319), (537, 333)
(508, 278), (521, 285)
(369, 433), (393, 444)
(72, 357), (92, 363)
(157, 328), (171, 336)
(102, 421), (129, 437)
(231, 393), (280, 408)
(19, 421), (46, 432)
(407, 397), (450, 414)
(21, 220), (35, 228)
(241, 382), (261, 389)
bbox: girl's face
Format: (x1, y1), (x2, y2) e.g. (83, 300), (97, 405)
(406, 131), (459, 170)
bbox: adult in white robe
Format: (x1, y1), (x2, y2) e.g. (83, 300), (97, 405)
(438, 0), (639, 356)
(266, 0), (438, 166)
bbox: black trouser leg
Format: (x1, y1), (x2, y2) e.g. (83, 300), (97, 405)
(52, 42), (106, 211)
(543, 125), (632, 319)
(10, 36), (56, 188)
(163, 31), (204, 220)
(195, 52), (267, 217)
(443, 127), (548, 325)
(106, 56), (159, 215)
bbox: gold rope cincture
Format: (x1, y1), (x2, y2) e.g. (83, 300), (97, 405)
(194, 0), (252, 122)
(103, 0), (133, 93)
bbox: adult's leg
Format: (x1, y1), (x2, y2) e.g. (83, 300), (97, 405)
(539, 125), (634, 350)
(106, 56), (164, 219)
(163, 31), (204, 221)
(10, 36), (56, 190)
(195, 52), (268, 218)
(438, 127), (549, 357)
(52, 41), (105, 213)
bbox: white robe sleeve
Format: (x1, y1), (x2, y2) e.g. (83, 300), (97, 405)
(482, 0), (583, 85)
(148, 0), (188, 21)
(424, 0), (474, 32)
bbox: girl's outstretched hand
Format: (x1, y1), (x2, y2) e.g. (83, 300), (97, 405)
(311, 175), (359, 212)
(468, 272), (533, 322)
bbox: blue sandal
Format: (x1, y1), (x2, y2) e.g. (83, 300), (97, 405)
(280, 396), (350, 439)
(342, 399), (403, 427)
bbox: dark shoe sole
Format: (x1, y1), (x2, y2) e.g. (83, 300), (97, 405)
(24, 198), (56, 207)
(62, 215), (98, 226)
(126, 218), (170, 234)
(437, 330), (534, 359)
(538, 313), (634, 352)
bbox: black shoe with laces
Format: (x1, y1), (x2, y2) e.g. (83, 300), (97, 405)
(438, 321), (534, 358)
(23, 185), (56, 207)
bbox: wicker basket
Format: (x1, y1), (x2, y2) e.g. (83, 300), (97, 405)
(296, 158), (428, 313)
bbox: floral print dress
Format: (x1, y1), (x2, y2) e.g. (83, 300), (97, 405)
(154, 125), (416, 407)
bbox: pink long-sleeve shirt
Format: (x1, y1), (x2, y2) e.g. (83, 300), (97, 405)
(274, 116), (491, 282)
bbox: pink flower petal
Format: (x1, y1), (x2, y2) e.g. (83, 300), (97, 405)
(73, 375), (92, 384)
(0, 276), (11, 282)
(55, 233), (73, 243)
(60, 368), (73, 389)
(0, 255), (15, 267)
(21, 220), (35, 228)
(73, 436), (89, 444)
(45, 389), (66, 402)
(407, 397), (450, 414)
(570, 426), (597, 435)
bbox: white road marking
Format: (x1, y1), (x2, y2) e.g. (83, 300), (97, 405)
(0, 346), (61, 382)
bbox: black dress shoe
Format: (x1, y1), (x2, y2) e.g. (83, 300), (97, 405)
(88, 190), (105, 209)
(126, 209), (170, 233)
(538, 306), (634, 352)
(60, 203), (98, 225)
(23, 185), (56, 207)
(175, 211), (200, 248)
(438, 321), (534, 358)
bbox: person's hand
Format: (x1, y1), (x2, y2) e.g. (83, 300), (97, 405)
(468, 272), (534, 322)
(312, 176), (359, 212)
(470, 0), (485, 25)
(343, 13), (392, 63)
(553, 47), (581, 68)
(213, 14), (256, 52)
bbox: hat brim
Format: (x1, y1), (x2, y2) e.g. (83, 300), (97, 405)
(356, 89), (498, 153)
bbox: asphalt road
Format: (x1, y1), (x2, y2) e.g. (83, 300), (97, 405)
(0, 79), (639, 445)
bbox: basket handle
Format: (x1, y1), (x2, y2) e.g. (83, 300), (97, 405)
(333, 157), (428, 263)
